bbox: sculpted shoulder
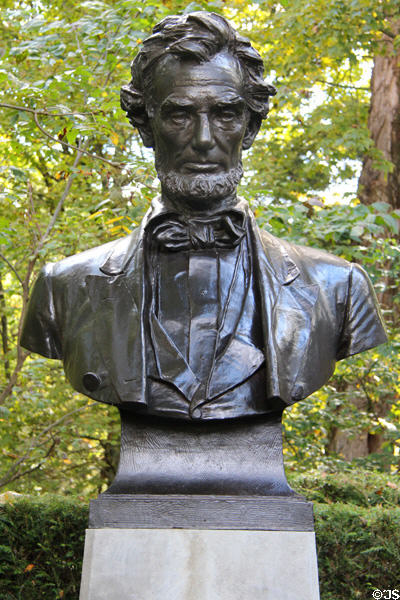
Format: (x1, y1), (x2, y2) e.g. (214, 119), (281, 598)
(49, 229), (140, 281)
(258, 227), (353, 285)
(20, 228), (141, 360)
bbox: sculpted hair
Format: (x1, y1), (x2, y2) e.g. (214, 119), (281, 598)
(120, 11), (276, 135)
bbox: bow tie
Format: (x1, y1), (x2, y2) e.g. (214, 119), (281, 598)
(151, 213), (246, 252)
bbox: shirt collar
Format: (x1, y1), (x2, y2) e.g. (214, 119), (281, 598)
(100, 196), (251, 276)
(142, 195), (250, 230)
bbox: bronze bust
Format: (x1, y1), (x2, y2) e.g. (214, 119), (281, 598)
(21, 12), (386, 423)
(20, 13), (387, 524)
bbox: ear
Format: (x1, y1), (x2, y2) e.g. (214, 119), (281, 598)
(120, 85), (155, 148)
(242, 114), (261, 150)
(137, 125), (155, 148)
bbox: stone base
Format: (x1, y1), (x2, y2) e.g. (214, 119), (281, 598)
(89, 493), (314, 530)
(79, 528), (320, 600)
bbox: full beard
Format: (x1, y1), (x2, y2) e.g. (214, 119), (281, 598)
(156, 163), (243, 211)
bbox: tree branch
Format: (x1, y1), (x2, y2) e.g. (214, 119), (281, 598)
(0, 439), (58, 488)
(378, 29), (396, 40)
(31, 143), (84, 261)
(0, 402), (95, 488)
(34, 401), (96, 440)
(0, 252), (24, 286)
(27, 182), (42, 244)
(0, 277), (10, 379)
(316, 79), (370, 91)
(0, 347), (29, 405)
(0, 102), (104, 117)
(33, 111), (124, 168)
(0, 145), (87, 406)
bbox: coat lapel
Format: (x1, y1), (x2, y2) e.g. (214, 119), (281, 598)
(271, 283), (320, 401)
(206, 238), (265, 401)
(250, 215), (319, 404)
(85, 227), (148, 405)
(84, 203), (321, 409)
(149, 313), (200, 401)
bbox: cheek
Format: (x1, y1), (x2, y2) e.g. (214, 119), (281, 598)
(215, 124), (246, 154)
(153, 119), (193, 149)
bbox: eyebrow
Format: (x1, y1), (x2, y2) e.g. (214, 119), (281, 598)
(215, 98), (246, 108)
(160, 98), (195, 110)
(160, 95), (246, 111)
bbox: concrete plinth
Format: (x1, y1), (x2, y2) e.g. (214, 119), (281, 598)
(79, 528), (320, 600)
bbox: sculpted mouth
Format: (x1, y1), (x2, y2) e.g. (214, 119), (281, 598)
(182, 162), (221, 173)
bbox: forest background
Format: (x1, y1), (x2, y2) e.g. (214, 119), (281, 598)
(0, 0), (399, 499)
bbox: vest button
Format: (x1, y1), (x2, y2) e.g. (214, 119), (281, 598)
(191, 408), (202, 419)
(82, 372), (101, 392)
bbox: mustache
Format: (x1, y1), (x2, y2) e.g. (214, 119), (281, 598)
(156, 164), (243, 203)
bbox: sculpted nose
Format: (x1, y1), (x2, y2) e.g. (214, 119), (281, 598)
(193, 114), (214, 151)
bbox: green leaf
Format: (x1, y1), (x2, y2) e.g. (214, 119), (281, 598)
(371, 201), (391, 213)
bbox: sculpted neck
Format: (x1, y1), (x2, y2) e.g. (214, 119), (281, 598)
(161, 190), (239, 217)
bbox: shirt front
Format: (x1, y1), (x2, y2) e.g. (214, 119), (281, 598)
(153, 245), (242, 382)
(143, 199), (267, 420)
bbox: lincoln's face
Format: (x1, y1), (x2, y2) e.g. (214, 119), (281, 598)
(147, 52), (256, 210)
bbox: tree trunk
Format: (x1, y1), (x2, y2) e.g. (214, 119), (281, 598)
(358, 32), (400, 209)
(329, 28), (400, 462)
(0, 276), (10, 380)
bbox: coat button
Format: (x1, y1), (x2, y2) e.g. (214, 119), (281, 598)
(82, 372), (101, 392)
(191, 408), (202, 420)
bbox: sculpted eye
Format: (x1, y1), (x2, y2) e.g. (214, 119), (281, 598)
(214, 107), (241, 124)
(219, 110), (236, 121)
(169, 110), (190, 124)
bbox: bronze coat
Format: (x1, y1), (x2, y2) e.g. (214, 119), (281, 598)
(20, 202), (387, 420)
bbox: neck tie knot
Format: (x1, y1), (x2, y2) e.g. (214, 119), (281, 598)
(151, 212), (246, 252)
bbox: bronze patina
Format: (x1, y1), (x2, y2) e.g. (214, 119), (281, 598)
(21, 12), (386, 527)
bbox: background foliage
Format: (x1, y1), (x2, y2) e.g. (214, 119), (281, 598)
(0, 0), (399, 499)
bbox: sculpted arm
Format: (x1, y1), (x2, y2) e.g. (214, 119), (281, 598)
(20, 263), (63, 360)
(336, 263), (387, 360)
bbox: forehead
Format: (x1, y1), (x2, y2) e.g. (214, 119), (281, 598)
(151, 52), (245, 106)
